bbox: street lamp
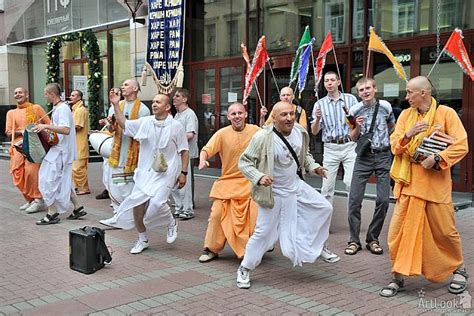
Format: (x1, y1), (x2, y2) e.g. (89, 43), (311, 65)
(123, 0), (146, 24)
(124, 0), (146, 79)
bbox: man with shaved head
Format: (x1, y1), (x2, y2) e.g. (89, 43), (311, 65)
(6, 87), (50, 214)
(380, 76), (469, 297)
(237, 101), (333, 289)
(99, 79), (150, 227)
(34, 83), (86, 224)
(108, 93), (189, 254)
(260, 86), (308, 129)
(197, 102), (260, 263)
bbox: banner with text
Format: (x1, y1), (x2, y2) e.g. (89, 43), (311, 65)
(146, 0), (186, 93)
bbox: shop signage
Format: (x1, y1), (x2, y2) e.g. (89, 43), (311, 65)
(73, 75), (88, 101)
(146, 0), (186, 93)
(45, 0), (72, 35)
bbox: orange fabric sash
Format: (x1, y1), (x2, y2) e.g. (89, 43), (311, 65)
(108, 99), (141, 172)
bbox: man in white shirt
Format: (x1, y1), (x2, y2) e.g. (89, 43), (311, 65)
(171, 88), (199, 220)
(110, 93), (189, 254)
(34, 83), (86, 225)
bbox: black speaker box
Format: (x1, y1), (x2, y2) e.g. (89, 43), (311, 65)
(69, 226), (111, 274)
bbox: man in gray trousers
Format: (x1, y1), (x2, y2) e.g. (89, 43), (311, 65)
(345, 77), (395, 256)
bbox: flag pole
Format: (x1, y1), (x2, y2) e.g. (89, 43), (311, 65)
(311, 46), (319, 100)
(427, 48), (446, 78)
(332, 49), (348, 106)
(365, 50), (371, 78)
(267, 59), (280, 95)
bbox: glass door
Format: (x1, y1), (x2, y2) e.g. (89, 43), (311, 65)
(64, 59), (89, 104)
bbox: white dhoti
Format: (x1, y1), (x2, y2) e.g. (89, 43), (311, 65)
(241, 129), (332, 270)
(242, 179), (332, 269)
(39, 159), (74, 214)
(107, 165), (135, 211)
(102, 158), (109, 188)
(112, 184), (174, 230)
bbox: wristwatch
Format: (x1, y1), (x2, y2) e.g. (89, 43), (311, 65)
(434, 154), (441, 164)
(181, 171), (188, 176)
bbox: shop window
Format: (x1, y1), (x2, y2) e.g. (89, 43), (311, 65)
(189, 0), (245, 61)
(438, 0), (463, 30)
(395, 0), (416, 34)
(110, 27), (130, 88)
(352, 0), (365, 39)
(325, 0), (346, 43)
(204, 24), (217, 57)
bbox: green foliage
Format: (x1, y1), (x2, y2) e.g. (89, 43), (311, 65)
(45, 30), (102, 130)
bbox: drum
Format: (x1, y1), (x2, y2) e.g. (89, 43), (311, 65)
(89, 132), (114, 158)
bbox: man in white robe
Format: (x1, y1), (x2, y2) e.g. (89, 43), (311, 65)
(99, 80), (150, 226)
(110, 92), (189, 254)
(237, 101), (333, 289)
(34, 83), (86, 225)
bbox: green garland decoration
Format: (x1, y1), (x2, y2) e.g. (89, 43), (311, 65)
(45, 30), (102, 130)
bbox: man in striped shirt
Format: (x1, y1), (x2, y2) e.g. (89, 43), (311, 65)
(311, 71), (358, 229)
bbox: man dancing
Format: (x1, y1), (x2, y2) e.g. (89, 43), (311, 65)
(109, 93), (189, 254)
(237, 101), (333, 289)
(198, 102), (259, 263)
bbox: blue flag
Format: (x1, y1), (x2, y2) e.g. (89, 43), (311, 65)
(297, 37), (315, 97)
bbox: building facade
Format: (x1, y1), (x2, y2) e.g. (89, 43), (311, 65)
(1, 0), (473, 192)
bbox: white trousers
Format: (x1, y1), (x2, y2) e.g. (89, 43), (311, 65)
(39, 159), (73, 213)
(171, 159), (193, 211)
(321, 142), (357, 205)
(241, 180), (333, 270)
(102, 158), (109, 188)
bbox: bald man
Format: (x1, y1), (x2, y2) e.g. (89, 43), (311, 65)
(109, 93), (189, 254)
(380, 76), (468, 297)
(6, 87), (50, 213)
(260, 87), (308, 129)
(236, 101), (334, 289)
(99, 79), (150, 227)
(198, 102), (260, 263)
(35, 83), (86, 225)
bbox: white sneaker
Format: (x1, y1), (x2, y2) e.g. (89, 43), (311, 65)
(130, 240), (149, 254)
(321, 246), (341, 263)
(25, 201), (47, 214)
(99, 214), (118, 227)
(166, 219), (178, 244)
(236, 266), (251, 289)
(19, 202), (31, 210)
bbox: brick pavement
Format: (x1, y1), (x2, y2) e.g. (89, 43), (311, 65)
(0, 160), (472, 315)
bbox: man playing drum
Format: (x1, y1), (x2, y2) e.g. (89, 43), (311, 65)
(99, 79), (150, 226)
(34, 83), (86, 225)
(6, 87), (50, 214)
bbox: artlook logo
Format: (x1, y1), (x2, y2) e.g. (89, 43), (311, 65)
(417, 289), (471, 312)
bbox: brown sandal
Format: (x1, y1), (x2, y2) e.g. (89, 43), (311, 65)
(344, 242), (362, 255)
(366, 241), (383, 255)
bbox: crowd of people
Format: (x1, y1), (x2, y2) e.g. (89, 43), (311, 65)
(5, 75), (468, 296)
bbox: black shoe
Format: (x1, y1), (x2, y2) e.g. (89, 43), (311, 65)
(36, 213), (60, 225)
(95, 189), (109, 200)
(67, 206), (87, 220)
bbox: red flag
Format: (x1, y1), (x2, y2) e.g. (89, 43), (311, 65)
(243, 36), (269, 105)
(314, 32), (334, 87)
(444, 28), (474, 80)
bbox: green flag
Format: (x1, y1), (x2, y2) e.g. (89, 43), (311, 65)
(290, 26), (312, 84)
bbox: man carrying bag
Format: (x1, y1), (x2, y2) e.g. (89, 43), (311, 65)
(345, 77), (395, 256)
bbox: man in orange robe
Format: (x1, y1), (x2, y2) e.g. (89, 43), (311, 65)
(380, 76), (469, 297)
(198, 102), (260, 262)
(5, 87), (50, 213)
(70, 90), (90, 195)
